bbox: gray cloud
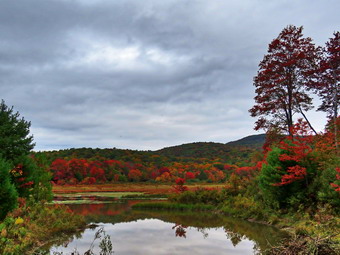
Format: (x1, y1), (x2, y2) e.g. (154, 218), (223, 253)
(0, 0), (338, 150)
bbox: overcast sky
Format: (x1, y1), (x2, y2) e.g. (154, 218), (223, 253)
(1, 0), (339, 151)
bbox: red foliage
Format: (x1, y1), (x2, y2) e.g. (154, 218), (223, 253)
(175, 178), (186, 185)
(17, 197), (26, 208)
(315, 117), (340, 158)
(158, 167), (170, 175)
(185, 172), (195, 179)
(330, 167), (340, 193)
(10, 164), (34, 189)
(50, 159), (69, 180)
(224, 164), (238, 171)
(20, 181), (34, 188)
(128, 169), (143, 181)
(81, 177), (96, 185)
(234, 166), (253, 177)
(249, 25), (321, 133)
(69, 158), (89, 178)
(56, 179), (66, 185)
(274, 120), (314, 186)
(172, 224), (187, 238)
(89, 166), (106, 181)
(173, 178), (188, 193)
(273, 165), (307, 186)
(313, 32), (340, 119)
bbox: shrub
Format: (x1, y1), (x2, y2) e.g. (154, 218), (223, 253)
(317, 164), (340, 208)
(170, 187), (224, 205)
(11, 155), (52, 201)
(258, 146), (318, 209)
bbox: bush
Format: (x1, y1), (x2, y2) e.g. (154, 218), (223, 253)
(169, 187), (224, 205)
(258, 146), (318, 209)
(11, 155), (52, 201)
(0, 201), (85, 254)
(221, 195), (266, 220)
(0, 157), (18, 220)
(317, 163), (340, 208)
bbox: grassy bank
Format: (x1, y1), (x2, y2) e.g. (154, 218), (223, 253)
(52, 183), (225, 194)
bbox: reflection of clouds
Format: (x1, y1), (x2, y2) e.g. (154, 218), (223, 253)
(51, 219), (255, 255)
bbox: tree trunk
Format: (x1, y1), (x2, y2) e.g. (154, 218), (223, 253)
(298, 105), (318, 135)
(333, 82), (339, 155)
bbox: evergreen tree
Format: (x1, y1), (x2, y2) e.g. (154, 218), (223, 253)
(0, 100), (35, 162)
(0, 157), (18, 220)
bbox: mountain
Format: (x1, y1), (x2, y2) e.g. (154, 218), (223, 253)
(155, 134), (266, 165)
(226, 134), (266, 148)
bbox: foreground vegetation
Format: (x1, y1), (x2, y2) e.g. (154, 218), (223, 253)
(0, 199), (84, 254)
(0, 100), (86, 254)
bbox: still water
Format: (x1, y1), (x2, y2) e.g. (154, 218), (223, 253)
(47, 199), (286, 255)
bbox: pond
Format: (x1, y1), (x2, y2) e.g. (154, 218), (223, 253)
(44, 194), (287, 255)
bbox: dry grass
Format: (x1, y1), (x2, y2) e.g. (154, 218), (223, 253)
(52, 183), (225, 195)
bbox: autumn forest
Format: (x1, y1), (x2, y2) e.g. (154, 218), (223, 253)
(0, 25), (339, 254)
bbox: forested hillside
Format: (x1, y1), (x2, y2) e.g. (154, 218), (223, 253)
(38, 134), (265, 165)
(34, 135), (264, 185)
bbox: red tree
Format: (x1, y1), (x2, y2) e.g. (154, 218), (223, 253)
(315, 32), (340, 119)
(173, 178), (188, 193)
(249, 25), (321, 134)
(50, 159), (69, 181)
(89, 166), (106, 182)
(128, 169), (143, 182)
(314, 32), (340, 153)
(68, 159), (89, 178)
(185, 172), (195, 180)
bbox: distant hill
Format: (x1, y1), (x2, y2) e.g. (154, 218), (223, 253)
(37, 134), (266, 166)
(156, 142), (232, 159)
(155, 134), (266, 165)
(226, 134), (266, 148)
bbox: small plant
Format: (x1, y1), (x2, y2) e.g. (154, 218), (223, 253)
(172, 178), (188, 193)
(52, 227), (113, 255)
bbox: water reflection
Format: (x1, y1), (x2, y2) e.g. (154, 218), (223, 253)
(45, 200), (286, 255)
(52, 227), (113, 255)
(172, 224), (187, 238)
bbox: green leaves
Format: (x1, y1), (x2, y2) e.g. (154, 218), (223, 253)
(0, 100), (35, 162)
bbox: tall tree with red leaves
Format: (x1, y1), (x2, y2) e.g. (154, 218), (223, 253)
(314, 32), (340, 153)
(249, 25), (321, 135)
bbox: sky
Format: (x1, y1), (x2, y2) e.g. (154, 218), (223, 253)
(0, 0), (339, 151)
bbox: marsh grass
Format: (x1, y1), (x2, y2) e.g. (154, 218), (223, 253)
(132, 201), (215, 211)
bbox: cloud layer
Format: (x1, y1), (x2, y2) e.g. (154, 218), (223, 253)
(0, 0), (338, 150)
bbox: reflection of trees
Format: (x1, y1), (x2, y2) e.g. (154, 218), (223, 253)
(54, 201), (286, 253)
(66, 200), (141, 223)
(52, 227), (114, 255)
(128, 209), (287, 252)
(172, 224), (187, 238)
(197, 227), (209, 239)
(225, 230), (243, 247)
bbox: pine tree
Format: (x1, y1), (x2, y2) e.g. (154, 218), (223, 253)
(0, 100), (35, 162)
(0, 157), (18, 220)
